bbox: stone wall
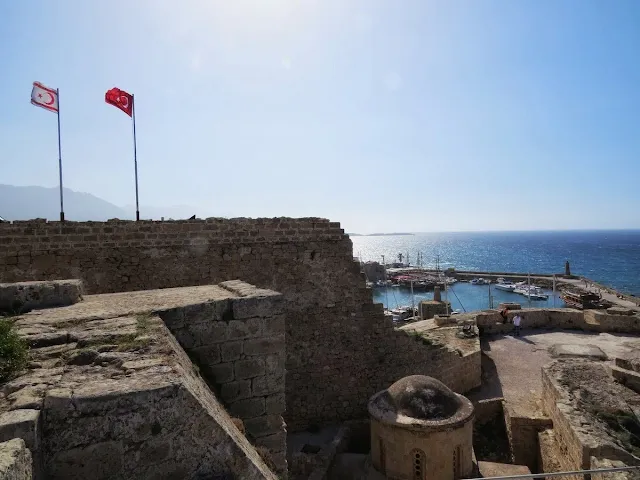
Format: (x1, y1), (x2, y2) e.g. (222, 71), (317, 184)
(503, 405), (552, 470)
(541, 360), (640, 479)
(0, 218), (479, 431)
(159, 280), (287, 469)
(1, 282), (283, 479)
(476, 308), (640, 335)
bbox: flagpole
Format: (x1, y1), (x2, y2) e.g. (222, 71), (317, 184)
(56, 88), (65, 222)
(132, 94), (139, 221)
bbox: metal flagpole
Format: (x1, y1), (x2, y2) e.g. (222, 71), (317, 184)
(132, 94), (140, 221)
(553, 275), (556, 308)
(56, 89), (65, 222)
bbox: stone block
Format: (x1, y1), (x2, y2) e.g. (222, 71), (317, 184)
(206, 363), (234, 383)
(252, 374), (285, 396)
(265, 394), (286, 415)
(254, 431), (286, 452)
(229, 398), (266, 418)
(188, 321), (228, 346)
(220, 380), (252, 403)
(231, 294), (283, 320)
(0, 409), (41, 452)
(264, 354), (285, 375)
(228, 318), (263, 340)
(159, 307), (184, 329)
(47, 440), (124, 480)
(263, 315), (285, 335)
(235, 358), (266, 380)
(191, 345), (221, 365)
(0, 279), (83, 313)
(243, 336), (284, 356)
(244, 415), (285, 438)
(0, 438), (32, 480)
(42, 389), (73, 417)
(220, 341), (243, 362)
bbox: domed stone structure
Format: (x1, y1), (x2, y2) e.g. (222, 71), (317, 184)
(368, 375), (475, 479)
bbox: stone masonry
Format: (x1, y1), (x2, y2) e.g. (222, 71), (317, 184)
(0, 218), (479, 431)
(0, 280), (285, 479)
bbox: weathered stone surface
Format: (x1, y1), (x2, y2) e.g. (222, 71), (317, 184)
(0, 438), (32, 480)
(478, 461), (531, 477)
(548, 343), (607, 360)
(265, 394), (286, 415)
(235, 358), (266, 380)
(244, 415), (286, 438)
(252, 375), (285, 397)
(220, 341), (243, 362)
(0, 410), (40, 452)
(230, 398), (266, 418)
(191, 344), (221, 365)
(206, 363), (235, 383)
(228, 318), (263, 340)
(221, 380), (252, 403)
(0, 279), (83, 313)
(244, 337), (285, 356)
(2, 284), (283, 479)
(254, 431), (286, 452)
(47, 440), (124, 480)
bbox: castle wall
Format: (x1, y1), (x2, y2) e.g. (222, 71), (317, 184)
(0, 219), (477, 430)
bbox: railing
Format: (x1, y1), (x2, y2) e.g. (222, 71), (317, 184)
(465, 464), (640, 479)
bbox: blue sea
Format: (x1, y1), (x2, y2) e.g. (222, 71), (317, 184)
(350, 230), (640, 312)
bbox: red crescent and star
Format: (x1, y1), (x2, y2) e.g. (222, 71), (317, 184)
(37, 92), (55, 105)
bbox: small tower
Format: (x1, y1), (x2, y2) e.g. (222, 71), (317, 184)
(565, 260), (571, 276)
(368, 375), (475, 479)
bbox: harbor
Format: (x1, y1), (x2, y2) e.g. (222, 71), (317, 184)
(360, 258), (639, 318)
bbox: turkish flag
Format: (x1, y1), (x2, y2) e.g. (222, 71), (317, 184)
(105, 87), (133, 117)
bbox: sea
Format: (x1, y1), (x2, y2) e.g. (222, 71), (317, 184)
(350, 230), (640, 312)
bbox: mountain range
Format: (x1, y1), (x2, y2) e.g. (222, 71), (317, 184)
(0, 184), (196, 221)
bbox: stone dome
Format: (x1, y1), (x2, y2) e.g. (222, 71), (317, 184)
(368, 375), (474, 431)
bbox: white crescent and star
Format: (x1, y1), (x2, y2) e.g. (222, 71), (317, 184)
(119, 95), (129, 108)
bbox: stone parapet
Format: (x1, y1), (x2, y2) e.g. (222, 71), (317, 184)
(0, 280), (83, 314)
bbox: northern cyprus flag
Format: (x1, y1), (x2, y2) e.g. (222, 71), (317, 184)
(31, 82), (59, 113)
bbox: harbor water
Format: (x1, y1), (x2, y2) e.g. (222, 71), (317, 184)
(372, 282), (565, 312)
(351, 230), (640, 311)
(352, 230), (640, 297)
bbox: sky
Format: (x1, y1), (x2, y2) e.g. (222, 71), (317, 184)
(1, 0), (639, 233)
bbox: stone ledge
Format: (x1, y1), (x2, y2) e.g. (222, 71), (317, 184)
(0, 410), (41, 453)
(0, 280), (83, 314)
(0, 438), (32, 480)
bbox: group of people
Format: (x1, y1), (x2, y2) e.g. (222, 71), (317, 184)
(500, 308), (522, 336)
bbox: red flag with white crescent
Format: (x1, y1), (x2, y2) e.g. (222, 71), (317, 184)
(105, 87), (133, 117)
(31, 82), (59, 113)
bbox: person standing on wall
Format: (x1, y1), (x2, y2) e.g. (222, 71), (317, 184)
(513, 313), (522, 337)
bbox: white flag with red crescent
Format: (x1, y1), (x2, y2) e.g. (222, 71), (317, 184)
(31, 82), (59, 113)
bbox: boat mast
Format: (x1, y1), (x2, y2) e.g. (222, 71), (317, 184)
(528, 272), (532, 308)
(411, 279), (415, 319)
(382, 255), (389, 311)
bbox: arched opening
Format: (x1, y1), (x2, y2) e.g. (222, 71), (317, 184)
(411, 448), (425, 480)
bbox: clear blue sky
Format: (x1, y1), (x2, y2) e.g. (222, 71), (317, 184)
(1, 0), (639, 232)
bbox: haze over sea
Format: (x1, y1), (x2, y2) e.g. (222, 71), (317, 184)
(351, 230), (640, 309)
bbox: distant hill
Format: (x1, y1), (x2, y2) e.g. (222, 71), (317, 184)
(0, 184), (130, 221)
